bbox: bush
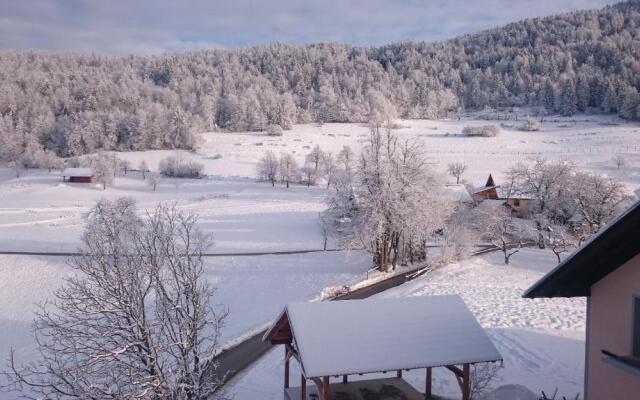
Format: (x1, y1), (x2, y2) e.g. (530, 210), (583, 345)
(520, 116), (540, 131)
(266, 124), (283, 136)
(461, 125), (499, 137)
(159, 155), (205, 178)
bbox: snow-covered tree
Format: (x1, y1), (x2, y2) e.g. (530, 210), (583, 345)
(147, 172), (160, 191)
(475, 207), (534, 265)
(279, 153), (298, 188)
(447, 162), (467, 184)
(93, 152), (115, 190)
(328, 124), (448, 270)
(257, 150), (279, 186)
(4, 199), (227, 399)
(138, 160), (149, 179)
(520, 116), (539, 131)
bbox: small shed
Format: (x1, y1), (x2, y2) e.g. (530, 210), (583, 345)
(263, 295), (502, 400)
(61, 168), (95, 183)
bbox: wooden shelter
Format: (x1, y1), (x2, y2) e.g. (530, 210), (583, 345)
(263, 295), (502, 400)
(61, 168), (95, 183)
(471, 174), (498, 200)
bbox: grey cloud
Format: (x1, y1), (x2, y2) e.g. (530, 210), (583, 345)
(0, 0), (616, 54)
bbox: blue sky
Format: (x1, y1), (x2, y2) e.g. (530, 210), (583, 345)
(0, 0), (616, 55)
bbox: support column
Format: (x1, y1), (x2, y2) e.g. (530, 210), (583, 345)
(301, 375), (307, 400)
(322, 376), (330, 400)
(462, 363), (470, 400)
(284, 347), (290, 389)
(425, 367), (432, 400)
(342, 375), (348, 384)
(397, 370), (403, 379)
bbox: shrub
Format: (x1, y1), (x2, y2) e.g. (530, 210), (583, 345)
(159, 155), (205, 178)
(461, 125), (499, 137)
(520, 116), (540, 131)
(266, 124), (283, 136)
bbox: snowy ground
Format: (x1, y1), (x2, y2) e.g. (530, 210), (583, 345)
(0, 114), (637, 398)
(226, 248), (586, 400)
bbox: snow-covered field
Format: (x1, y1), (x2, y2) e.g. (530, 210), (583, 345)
(0, 114), (638, 398)
(227, 249), (586, 399)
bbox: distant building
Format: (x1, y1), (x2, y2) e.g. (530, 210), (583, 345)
(471, 174), (498, 201)
(472, 174), (532, 218)
(61, 168), (95, 183)
(524, 200), (640, 400)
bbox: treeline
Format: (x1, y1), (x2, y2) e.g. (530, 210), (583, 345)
(1, 2), (639, 162)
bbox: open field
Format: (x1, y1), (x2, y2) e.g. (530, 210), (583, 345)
(0, 114), (638, 398)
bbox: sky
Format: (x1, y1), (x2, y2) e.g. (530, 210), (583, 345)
(0, 0), (617, 55)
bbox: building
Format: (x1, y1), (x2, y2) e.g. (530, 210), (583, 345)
(472, 174), (532, 218)
(524, 200), (640, 400)
(471, 174), (499, 201)
(61, 168), (95, 183)
(263, 295), (502, 400)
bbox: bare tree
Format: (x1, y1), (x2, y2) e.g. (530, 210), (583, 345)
(3, 198), (227, 400)
(336, 145), (355, 181)
(121, 159), (132, 175)
(139, 160), (149, 179)
(256, 150), (279, 186)
(278, 153), (298, 188)
(305, 145), (324, 175)
(147, 171), (160, 191)
(571, 171), (630, 235)
(476, 207), (534, 265)
(321, 152), (337, 189)
(7, 161), (23, 178)
(470, 362), (501, 400)
(546, 224), (575, 263)
(612, 155), (626, 170)
(447, 162), (467, 184)
(93, 152), (115, 190)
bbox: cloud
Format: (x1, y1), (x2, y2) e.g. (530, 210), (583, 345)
(0, 0), (616, 55)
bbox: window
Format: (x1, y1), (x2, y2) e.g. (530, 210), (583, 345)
(633, 296), (640, 358)
(513, 199), (520, 207)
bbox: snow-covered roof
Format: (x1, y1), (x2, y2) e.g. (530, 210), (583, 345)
(264, 295), (502, 378)
(61, 168), (93, 177)
(442, 184), (473, 204)
(471, 185), (496, 194)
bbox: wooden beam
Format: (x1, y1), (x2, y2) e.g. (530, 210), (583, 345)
(322, 376), (330, 400)
(425, 367), (432, 400)
(462, 363), (471, 400)
(396, 370), (403, 378)
(301, 375), (306, 400)
(284, 347), (290, 389)
(445, 365), (463, 378)
(342, 375), (348, 384)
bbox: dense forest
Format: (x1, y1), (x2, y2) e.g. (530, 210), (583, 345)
(1, 1), (639, 162)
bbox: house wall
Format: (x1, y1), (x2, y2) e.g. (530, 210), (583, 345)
(69, 176), (95, 183)
(505, 198), (529, 218)
(587, 253), (640, 400)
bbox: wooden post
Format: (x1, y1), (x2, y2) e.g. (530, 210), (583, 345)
(397, 370), (403, 378)
(425, 367), (432, 400)
(462, 363), (470, 400)
(301, 374), (306, 400)
(342, 375), (348, 384)
(322, 376), (330, 400)
(284, 347), (290, 389)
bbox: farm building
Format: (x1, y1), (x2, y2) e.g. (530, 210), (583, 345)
(61, 168), (95, 183)
(471, 174), (498, 201)
(263, 295), (502, 400)
(472, 174), (532, 218)
(524, 200), (640, 400)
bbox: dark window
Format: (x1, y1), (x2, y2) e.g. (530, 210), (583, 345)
(513, 199), (520, 207)
(633, 297), (640, 358)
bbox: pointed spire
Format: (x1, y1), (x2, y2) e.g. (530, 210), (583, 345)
(486, 174), (495, 187)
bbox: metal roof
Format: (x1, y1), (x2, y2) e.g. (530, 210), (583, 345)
(61, 168), (93, 177)
(264, 295), (502, 378)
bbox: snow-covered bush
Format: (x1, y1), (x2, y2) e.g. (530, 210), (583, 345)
(461, 125), (499, 137)
(266, 124), (283, 136)
(159, 155), (205, 178)
(520, 116), (540, 131)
